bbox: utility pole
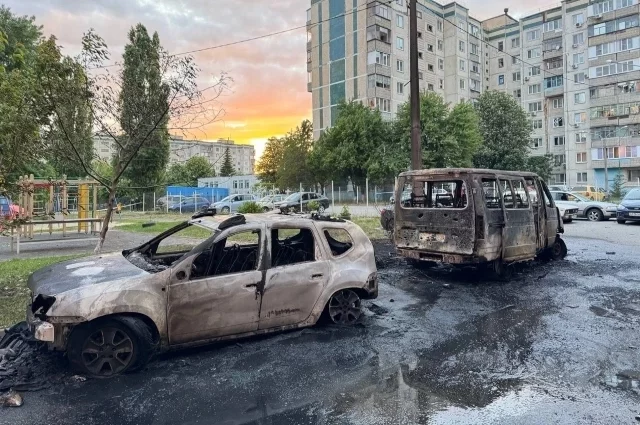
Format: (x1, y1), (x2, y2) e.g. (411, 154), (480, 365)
(409, 0), (421, 170)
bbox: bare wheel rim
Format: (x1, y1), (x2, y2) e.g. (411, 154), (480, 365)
(587, 209), (601, 221)
(552, 242), (563, 257)
(328, 290), (362, 325)
(318, 205), (325, 213)
(222, 207), (230, 214)
(81, 327), (134, 376)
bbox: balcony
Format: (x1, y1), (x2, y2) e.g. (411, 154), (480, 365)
(543, 29), (563, 41)
(366, 63), (392, 77)
(543, 47), (563, 60)
(545, 85), (564, 97)
(367, 38), (392, 54)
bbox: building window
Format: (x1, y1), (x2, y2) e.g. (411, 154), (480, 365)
(396, 0), (404, 5)
(573, 53), (584, 65)
(498, 58), (504, 68)
(544, 19), (562, 32)
(460, 59), (465, 71)
(428, 64), (434, 72)
(532, 138), (542, 148)
(592, 60), (636, 78)
(513, 89), (522, 98)
(575, 92), (586, 104)
(546, 75), (564, 89)
(438, 40), (443, 50)
(418, 71), (424, 79)
(397, 59), (404, 72)
(418, 31), (422, 39)
(575, 72), (586, 83)
(573, 33), (584, 45)
(427, 44), (433, 52)
(512, 37), (520, 48)
(577, 172), (588, 183)
(437, 20), (442, 31)
(513, 71), (521, 82)
(498, 41), (504, 51)
(418, 52), (423, 59)
(375, 4), (390, 19)
(460, 79), (465, 89)
(375, 97), (391, 112)
(397, 15), (404, 28)
(532, 119), (543, 129)
(529, 101), (542, 112)
(554, 154), (566, 166)
(368, 74), (391, 89)
(459, 41), (465, 52)
(572, 13), (584, 26)
(427, 24), (433, 32)
(368, 51), (391, 66)
(529, 66), (541, 76)
(554, 136), (565, 146)
(498, 75), (504, 85)
(428, 83), (434, 91)
(576, 152), (587, 163)
(576, 132), (588, 143)
(527, 29), (541, 41)
(553, 117), (564, 127)
(471, 43), (479, 55)
(553, 97), (564, 109)
(438, 58), (444, 70)
(589, 15), (639, 37)
(366, 24), (391, 43)
(396, 37), (404, 50)
(512, 55), (519, 65)
(527, 48), (541, 59)
(575, 112), (587, 123)
(529, 84), (542, 94)
(439, 79), (444, 89)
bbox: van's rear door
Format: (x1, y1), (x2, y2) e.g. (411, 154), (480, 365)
(394, 175), (475, 257)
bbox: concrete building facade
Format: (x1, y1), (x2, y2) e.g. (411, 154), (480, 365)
(308, 0), (640, 188)
(93, 135), (256, 176)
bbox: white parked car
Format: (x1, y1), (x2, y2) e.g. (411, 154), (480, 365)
(550, 191), (619, 222)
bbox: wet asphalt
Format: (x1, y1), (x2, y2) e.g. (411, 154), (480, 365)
(2, 234), (640, 425)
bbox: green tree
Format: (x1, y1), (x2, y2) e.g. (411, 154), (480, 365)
(610, 170), (625, 201)
(120, 24), (170, 192)
(474, 90), (531, 171)
(277, 120), (313, 190)
(525, 154), (554, 181)
(394, 92), (482, 169)
(168, 156), (214, 186)
(220, 147), (235, 177)
(255, 136), (284, 185)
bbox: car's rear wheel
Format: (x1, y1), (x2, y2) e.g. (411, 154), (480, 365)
(221, 206), (230, 214)
(586, 208), (603, 222)
(262, 207), (270, 213)
(563, 218), (572, 223)
(550, 237), (568, 260)
(318, 205), (326, 213)
(617, 219), (626, 225)
(328, 289), (362, 325)
(67, 316), (154, 378)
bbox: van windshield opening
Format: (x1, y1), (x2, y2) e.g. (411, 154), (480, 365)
(399, 177), (468, 209)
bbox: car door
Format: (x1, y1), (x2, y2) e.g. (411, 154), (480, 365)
(167, 224), (265, 345)
(258, 225), (329, 329)
(498, 177), (537, 261)
(229, 195), (242, 212)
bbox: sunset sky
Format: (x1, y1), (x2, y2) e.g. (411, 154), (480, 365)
(5, 0), (556, 158)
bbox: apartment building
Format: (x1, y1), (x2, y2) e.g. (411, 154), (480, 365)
(93, 135), (256, 176)
(308, 0), (640, 188)
(169, 137), (255, 176)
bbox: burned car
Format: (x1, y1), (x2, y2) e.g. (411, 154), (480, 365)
(394, 169), (567, 276)
(26, 214), (377, 377)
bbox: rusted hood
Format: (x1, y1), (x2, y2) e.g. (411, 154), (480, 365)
(27, 254), (149, 296)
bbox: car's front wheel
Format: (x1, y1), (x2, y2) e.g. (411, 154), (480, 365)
(67, 316), (154, 378)
(586, 208), (603, 222)
(221, 206), (230, 214)
(328, 289), (362, 325)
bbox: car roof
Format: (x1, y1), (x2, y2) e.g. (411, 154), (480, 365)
(190, 213), (346, 232)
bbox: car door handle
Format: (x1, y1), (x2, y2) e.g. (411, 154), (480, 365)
(312, 274), (324, 279)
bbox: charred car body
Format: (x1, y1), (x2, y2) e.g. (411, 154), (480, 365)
(393, 169), (567, 275)
(26, 214), (377, 377)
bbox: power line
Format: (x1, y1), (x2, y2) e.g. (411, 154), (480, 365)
(90, 0), (395, 70)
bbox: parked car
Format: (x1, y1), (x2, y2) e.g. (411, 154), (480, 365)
(257, 194), (286, 212)
(208, 194), (257, 214)
(25, 213), (378, 377)
(617, 188), (640, 224)
(0, 196), (13, 219)
(571, 185), (605, 201)
(274, 192), (330, 213)
(168, 196), (210, 213)
(550, 191), (619, 221)
(548, 185), (572, 192)
(555, 203), (580, 223)
(157, 195), (182, 210)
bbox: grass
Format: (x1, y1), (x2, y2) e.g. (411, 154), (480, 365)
(0, 255), (83, 329)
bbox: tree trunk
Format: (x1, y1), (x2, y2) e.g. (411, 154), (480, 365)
(94, 186), (117, 254)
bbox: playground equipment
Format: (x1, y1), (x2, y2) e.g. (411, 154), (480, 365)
(10, 175), (103, 253)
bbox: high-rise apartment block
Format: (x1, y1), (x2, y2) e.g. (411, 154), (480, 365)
(307, 0), (640, 188)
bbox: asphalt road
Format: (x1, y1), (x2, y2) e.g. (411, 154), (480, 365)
(2, 231), (640, 425)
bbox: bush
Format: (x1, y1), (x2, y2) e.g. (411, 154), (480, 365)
(307, 200), (320, 212)
(237, 201), (264, 214)
(339, 205), (351, 219)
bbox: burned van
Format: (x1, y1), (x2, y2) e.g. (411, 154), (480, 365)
(393, 169), (566, 275)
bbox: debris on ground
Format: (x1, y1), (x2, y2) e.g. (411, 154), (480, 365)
(70, 375), (86, 383)
(0, 389), (23, 407)
(606, 252), (616, 255)
(0, 322), (70, 392)
(368, 303), (389, 316)
(389, 299), (395, 303)
(443, 284), (452, 289)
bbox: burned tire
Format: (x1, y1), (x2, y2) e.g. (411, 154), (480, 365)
(550, 237), (568, 260)
(67, 316), (154, 378)
(328, 289), (362, 325)
(586, 208), (603, 222)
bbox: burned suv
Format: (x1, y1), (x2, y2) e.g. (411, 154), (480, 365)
(26, 214), (377, 377)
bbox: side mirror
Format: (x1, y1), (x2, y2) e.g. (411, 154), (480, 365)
(176, 270), (187, 281)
